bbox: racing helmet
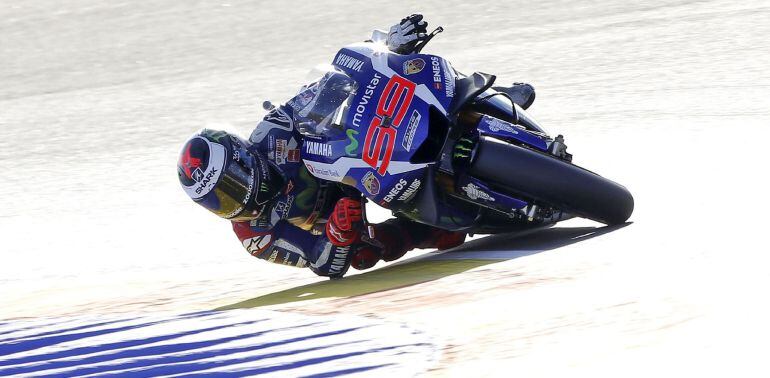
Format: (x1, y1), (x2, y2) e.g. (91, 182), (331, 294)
(177, 129), (285, 221)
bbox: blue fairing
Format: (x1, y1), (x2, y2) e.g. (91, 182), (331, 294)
(477, 114), (548, 151)
(300, 43), (457, 209)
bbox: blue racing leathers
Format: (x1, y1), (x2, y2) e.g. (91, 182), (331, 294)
(230, 105), (358, 278)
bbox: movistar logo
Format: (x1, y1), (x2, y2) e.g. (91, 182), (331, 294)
(345, 129), (359, 156)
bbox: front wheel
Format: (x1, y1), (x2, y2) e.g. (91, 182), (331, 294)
(469, 136), (634, 225)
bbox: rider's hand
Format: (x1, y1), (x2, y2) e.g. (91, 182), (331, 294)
(326, 197), (363, 246)
(387, 14), (429, 54)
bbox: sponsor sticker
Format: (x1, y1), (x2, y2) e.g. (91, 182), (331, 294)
(440, 58), (455, 97)
(462, 183), (495, 202)
(403, 58), (426, 75)
(264, 108), (292, 126)
(250, 217), (271, 229)
(305, 162), (341, 180)
(271, 195), (295, 224)
(275, 139), (287, 165)
(224, 204), (245, 220)
(383, 178), (408, 203)
(401, 110), (421, 152)
(305, 141), (333, 157)
(288, 149), (300, 162)
(487, 118), (520, 135)
(361, 171), (380, 196)
(335, 53), (365, 72)
(352, 73), (382, 128)
(345, 129), (359, 156)
(431, 57), (442, 86)
(273, 138), (301, 165)
(397, 179), (421, 202)
(242, 234), (272, 256)
(267, 135), (276, 161)
(328, 244), (352, 275)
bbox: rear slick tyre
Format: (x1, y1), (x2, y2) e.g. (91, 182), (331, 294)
(469, 136), (634, 225)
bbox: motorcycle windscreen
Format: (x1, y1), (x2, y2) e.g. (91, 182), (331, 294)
(480, 90), (546, 133)
(513, 103), (546, 134)
(286, 65), (359, 139)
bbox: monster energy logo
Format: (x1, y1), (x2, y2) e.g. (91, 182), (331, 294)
(345, 129), (359, 156)
(453, 138), (473, 159)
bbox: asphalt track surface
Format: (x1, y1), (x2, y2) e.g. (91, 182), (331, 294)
(2, 0), (770, 376)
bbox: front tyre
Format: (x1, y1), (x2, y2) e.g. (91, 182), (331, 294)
(469, 136), (634, 225)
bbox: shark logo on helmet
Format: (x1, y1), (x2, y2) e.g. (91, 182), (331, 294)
(179, 136), (226, 200)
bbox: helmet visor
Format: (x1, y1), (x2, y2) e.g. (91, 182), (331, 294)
(210, 138), (284, 221)
(206, 150), (259, 219)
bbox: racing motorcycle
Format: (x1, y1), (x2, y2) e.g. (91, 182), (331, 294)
(280, 35), (633, 236)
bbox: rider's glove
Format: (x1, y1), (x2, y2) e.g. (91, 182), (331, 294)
(387, 14), (429, 54)
(325, 197), (363, 246)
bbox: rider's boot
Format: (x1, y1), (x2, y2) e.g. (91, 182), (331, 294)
(492, 82), (536, 109)
(383, 219), (466, 258)
(421, 229), (467, 251)
(350, 220), (409, 270)
(350, 220), (466, 270)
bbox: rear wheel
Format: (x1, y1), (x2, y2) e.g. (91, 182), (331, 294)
(469, 136), (634, 225)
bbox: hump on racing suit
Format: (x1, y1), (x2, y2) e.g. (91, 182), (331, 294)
(228, 103), (359, 278)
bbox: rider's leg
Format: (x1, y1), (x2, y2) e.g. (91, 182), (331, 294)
(350, 218), (466, 270)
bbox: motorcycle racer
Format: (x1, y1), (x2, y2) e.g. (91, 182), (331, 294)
(177, 15), (531, 278)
